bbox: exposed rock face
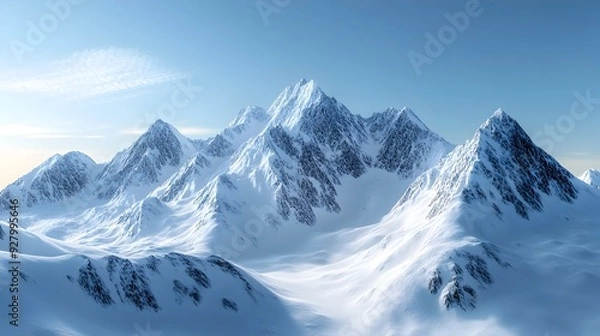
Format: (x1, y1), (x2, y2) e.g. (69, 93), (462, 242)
(434, 242), (510, 311)
(78, 258), (115, 307)
(400, 110), (577, 220)
(0, 152), (99, 208)
(95, 120), (196, 199)
(218, 81), (451, 227)
(73, 253), (259, 312)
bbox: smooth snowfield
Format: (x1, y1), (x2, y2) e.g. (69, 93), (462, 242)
(1, 80), (599, 335)
(247, 176), (600, 336)
(0, 245), (302, 336)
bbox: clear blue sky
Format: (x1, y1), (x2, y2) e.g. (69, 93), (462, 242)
(1, 0), (599, 188)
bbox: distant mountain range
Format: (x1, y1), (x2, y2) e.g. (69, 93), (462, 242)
(1, 79), (599, 336)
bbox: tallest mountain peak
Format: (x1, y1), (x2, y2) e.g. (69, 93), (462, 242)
(296, 78), (316, 86)
(478, 109), (519, 133)
(148, 119), (174, 133)
(290, 78), (322, 96)
(474, 109), (528, 150)
(267, 79), (330, 129)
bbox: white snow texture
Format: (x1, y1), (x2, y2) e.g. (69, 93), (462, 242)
(0, 79), (599, 336)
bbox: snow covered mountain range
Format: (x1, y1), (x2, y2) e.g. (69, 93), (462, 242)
(1, 79), (599, 335)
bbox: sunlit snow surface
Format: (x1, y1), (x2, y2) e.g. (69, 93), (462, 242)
(580, 168), (600, 188)
(1, 80), (599, 335)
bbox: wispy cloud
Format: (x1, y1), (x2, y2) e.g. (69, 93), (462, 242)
(0, 124), (104, 139)
(0, 48), (186, 99)
(121, 126), (219, 137)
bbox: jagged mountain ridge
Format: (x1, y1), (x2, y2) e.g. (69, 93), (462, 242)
(0, 151), (101, 208)
(246, 110), (600, 335)
(1, 79), (453, 258)
(201, 80), (452, 231)
(151, 107), (272, 204)
(399, 109), (577, 220)
(94, 119), (200, 200)
(385, 110), (589, 315)
(0, 81), (598, 335)
(223, 105), (270, 147)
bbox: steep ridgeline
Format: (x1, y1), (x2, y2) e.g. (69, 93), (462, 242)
(0, 152), (101, 209)
(154, 105), (270, 203)
(94, 120), (200, 200)
(222, 105), (270, 147)
(195, 79), (452, 235)
(392, 110), (581, 312)
(0, 79), (452, 255)
(367, 107), (454, 178)
(400, 109), (578, 220)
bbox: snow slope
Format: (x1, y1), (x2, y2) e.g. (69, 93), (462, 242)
(0, 151), (102, 209)
(580, 168), (600, 188)
(247, 110), (600, 335)
(2, 79), (452, 259)
(1, 80), (599, 335)
(0, 247), (300, 336)
(94, 119), (200, 201)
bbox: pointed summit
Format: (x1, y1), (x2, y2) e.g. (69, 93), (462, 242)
(400, 110), (577, 220)
(0, 151), (99, 208)
(149, 118), (169, 129)
(399, 107), (431, 131)
(95, 119), (197, 199)
(580, 169), (600, 188)
(146, 119), (178, 137)
(228, 105), (268, 129)
(146, 119), (180, 138)
(471, 109), (537, 157)
(267, 79), (327, 129)
(466, 110), (578, 218)
(492, 108), (507, 117)
(141, 119), (197, 154)
(367, 107), (434, 137)
(477, 109), (521, 134)
(146, 119), (174, 136)
(221, 105), (269, 148)
(367, 107), (452, 177)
